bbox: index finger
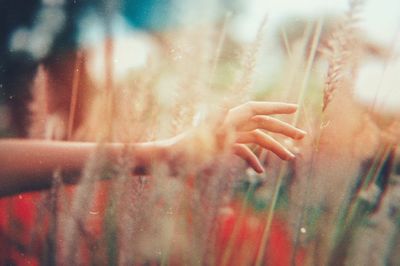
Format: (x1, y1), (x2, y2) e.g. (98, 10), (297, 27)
(246, 101), (298, 115)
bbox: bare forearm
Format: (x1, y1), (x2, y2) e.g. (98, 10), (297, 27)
(0, 101), (307, 197)
(0, 139), (169, 197)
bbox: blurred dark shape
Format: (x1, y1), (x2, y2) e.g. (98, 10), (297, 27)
(0, 0), (40, 136)
(0, 0), (180, 137)
(0, 0), (81, 136)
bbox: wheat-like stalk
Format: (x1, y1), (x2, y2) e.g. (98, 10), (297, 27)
(322, 0), (364, 112)
(230, 14), (268, 104)
(29, 65), (49, 139)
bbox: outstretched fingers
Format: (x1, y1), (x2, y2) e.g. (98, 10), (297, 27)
(225, 101), (299, 129)
(236, 130), (295, 160)
(246, 101), (298, 115)
(218, 101), (305, 171)
(243, 115), (306, 139)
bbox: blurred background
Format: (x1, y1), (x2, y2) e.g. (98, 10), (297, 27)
(1, 0), (399, 137)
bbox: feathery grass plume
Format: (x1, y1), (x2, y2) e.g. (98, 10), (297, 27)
(322, 0), (364, 112)
(112, 76), (155, 142)
(29, 65), (49, 139)
(171, 25), (217, 135)
(61, 146), (110, 264)
(288, 1), (369, 262)
(191, 161), (238, 265)
(103, 149), (135, 265)
(112, 154), (142, 264)
(114, 158), (167, 263)
(307, 84), (381, 265)
(108, 149), (170, 264)
(117, 176), (148, 264)
(230, 14), (268, 104)
(147, 159), (190, 264)
(23, 170), (63, 265)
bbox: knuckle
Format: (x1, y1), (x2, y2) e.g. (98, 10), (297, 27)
(261, 115), (271, 123)
(252, 129), (262, 139)
(252, 115), (265, 123)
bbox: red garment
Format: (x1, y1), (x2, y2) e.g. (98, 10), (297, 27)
(0, 183), (111, 265)
(215, 202), (305, 266)
(0, 190), (305, 265)
(0, 193), (42, 266)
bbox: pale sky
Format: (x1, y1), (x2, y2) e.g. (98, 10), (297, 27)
(233, 0), (400, 44)
(233, 0), (400, 112)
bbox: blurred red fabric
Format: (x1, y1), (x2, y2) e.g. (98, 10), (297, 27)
(0, 191), (305, 265)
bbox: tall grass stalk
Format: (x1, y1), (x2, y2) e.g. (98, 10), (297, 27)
(62, 147), (108, 263)
(327, 143), (394, 265)
(104, 38), (115, 141)
(293, 19), (323, 126)
(349, 145), (391, 212)
(67, 51), (83, 140)
(295, 1), (364, 263)
(289, 20), (324, 265)
(254, 20), (322, 266)
(255, 162), (288, 266)
(207, 12), (231, 88)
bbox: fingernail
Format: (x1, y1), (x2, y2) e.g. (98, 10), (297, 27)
(255, 164), (264, 173)
(296, 130), (307, 139)
(288, 152), (296, 160)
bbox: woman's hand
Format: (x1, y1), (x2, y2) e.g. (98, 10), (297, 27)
(169, 101), (306, 174)
(220, 101), (306, 173)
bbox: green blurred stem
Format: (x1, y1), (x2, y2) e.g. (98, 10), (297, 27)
(255, 163), (288, 266)
(327, 143), (393, 266)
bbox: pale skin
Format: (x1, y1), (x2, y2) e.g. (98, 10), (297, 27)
(0, 101), (306, 197)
